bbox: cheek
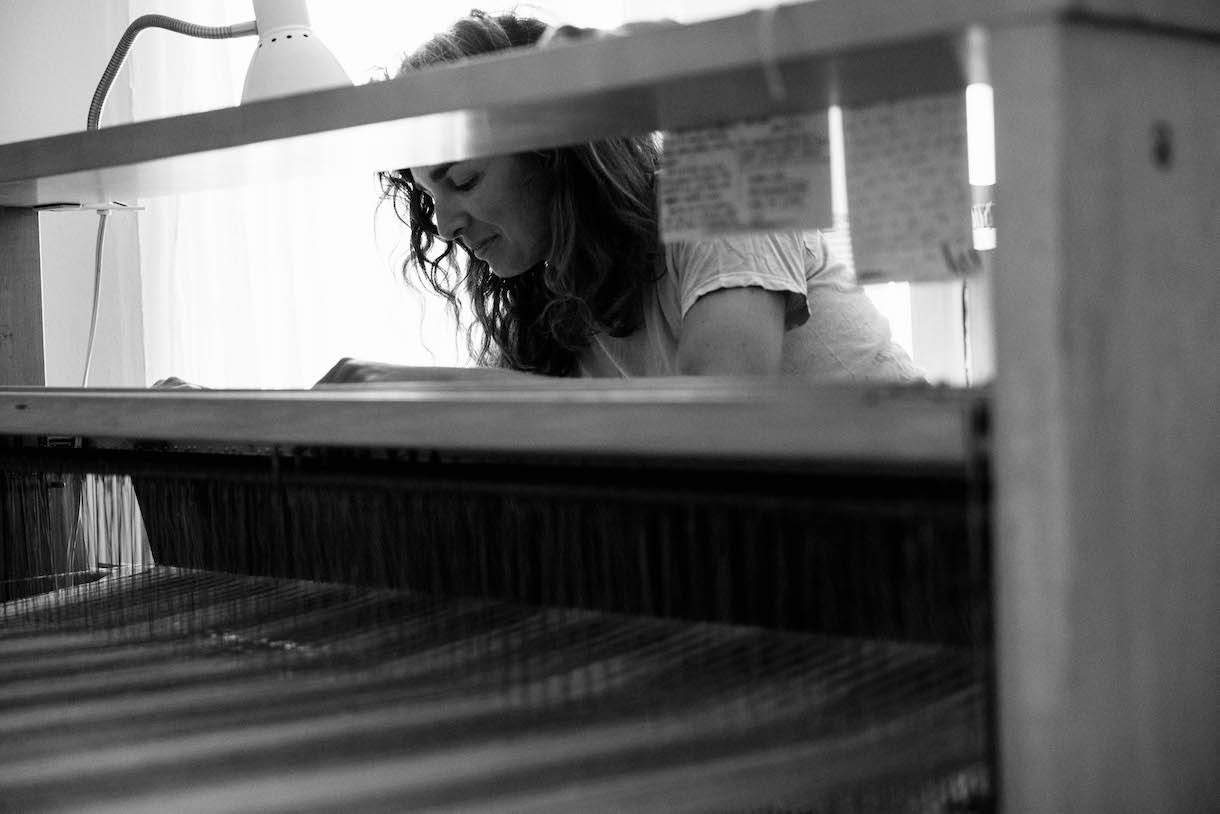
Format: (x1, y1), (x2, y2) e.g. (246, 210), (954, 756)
(527, 208), (552, 257)
(491, 194), (549, 263)
(521, 193), (552, 256)
(513, 168), (552, 241)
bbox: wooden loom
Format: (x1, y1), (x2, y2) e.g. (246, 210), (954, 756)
(1, 1), (1218, 812)
(1, 383), (992, 811)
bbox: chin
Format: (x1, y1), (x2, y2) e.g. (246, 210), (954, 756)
(488, 259), (545, 280)
(487, 266), (519, 279)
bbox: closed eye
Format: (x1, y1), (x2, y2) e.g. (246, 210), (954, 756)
(450, 173), (482, 192)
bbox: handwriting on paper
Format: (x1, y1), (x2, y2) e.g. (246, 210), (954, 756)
(660, 113), (832, 242)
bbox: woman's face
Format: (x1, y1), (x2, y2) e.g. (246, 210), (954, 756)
(410, 154), (551, 279)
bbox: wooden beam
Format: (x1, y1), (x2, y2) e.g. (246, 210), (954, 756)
(0, 0), (982, 207)
(0, 381), (980, 468)
(991, 19), (1220, 813)
(0, 207), (44, 386)
(998, 0), (1220, 35)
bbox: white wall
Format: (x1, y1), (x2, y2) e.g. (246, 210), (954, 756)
(0, 0), (146, 386)
(909, 271), (996, 385)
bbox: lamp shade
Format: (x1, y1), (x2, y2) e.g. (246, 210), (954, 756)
(241, 0), (350, 104)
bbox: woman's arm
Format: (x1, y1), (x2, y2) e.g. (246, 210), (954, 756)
(676, 286), (787, 375)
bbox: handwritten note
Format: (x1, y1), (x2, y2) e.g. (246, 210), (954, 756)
(842, 92), (973, 283)
(660, 113), (832, 242)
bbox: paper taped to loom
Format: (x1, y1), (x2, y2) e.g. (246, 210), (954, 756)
(660, 113), (832, 242)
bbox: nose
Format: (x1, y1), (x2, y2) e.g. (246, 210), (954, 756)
(432, 191), (470, 243)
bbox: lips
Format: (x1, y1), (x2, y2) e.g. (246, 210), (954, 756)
(468, 236), (497, 259)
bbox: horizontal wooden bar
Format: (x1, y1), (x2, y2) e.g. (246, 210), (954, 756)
(0, 381), (983, 467)
(0, 0), (985, 207)
(3, 0), (1215, 209)
(999, 0), (1220, 35)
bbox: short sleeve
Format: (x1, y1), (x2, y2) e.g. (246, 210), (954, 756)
(666, 232), (812, 330)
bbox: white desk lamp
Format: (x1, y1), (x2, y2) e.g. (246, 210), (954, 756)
(241, 0), (350, 103)
(88, 0), (351, 130)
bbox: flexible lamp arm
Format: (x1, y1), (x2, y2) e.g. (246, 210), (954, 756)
(87, 15), (258, 131)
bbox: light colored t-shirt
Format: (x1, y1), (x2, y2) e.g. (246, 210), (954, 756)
(577, 231), (922, 380)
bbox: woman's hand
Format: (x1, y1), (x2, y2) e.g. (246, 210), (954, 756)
(316, 358), (412, 385)
(151, 376), (209, 390)
(315, 358), (530, 387)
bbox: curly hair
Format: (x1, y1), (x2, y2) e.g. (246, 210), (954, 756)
(378, 10), (662, 376)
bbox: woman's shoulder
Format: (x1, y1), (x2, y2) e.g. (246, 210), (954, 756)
(664, 230), (807, 260)
(663, 230), (818, 279)
(662, 229), (858, 291)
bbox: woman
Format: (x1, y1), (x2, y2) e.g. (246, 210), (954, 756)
(319, 10), (920, 384)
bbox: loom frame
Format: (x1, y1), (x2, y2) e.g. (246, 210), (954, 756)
(1, 1), (1218, 811)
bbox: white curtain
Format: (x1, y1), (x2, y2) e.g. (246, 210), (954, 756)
(130, 0), (478, 388)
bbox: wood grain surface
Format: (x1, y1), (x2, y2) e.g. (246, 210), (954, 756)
(0, 381), (982, 467)
(0, 208), (44, 385)
(991, 19), (1220, 814)
(0, 0), (979, 207)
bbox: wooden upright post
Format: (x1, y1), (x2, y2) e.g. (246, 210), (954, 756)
(990, 19), (1220, 813)
(0, 207), (45, 386)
